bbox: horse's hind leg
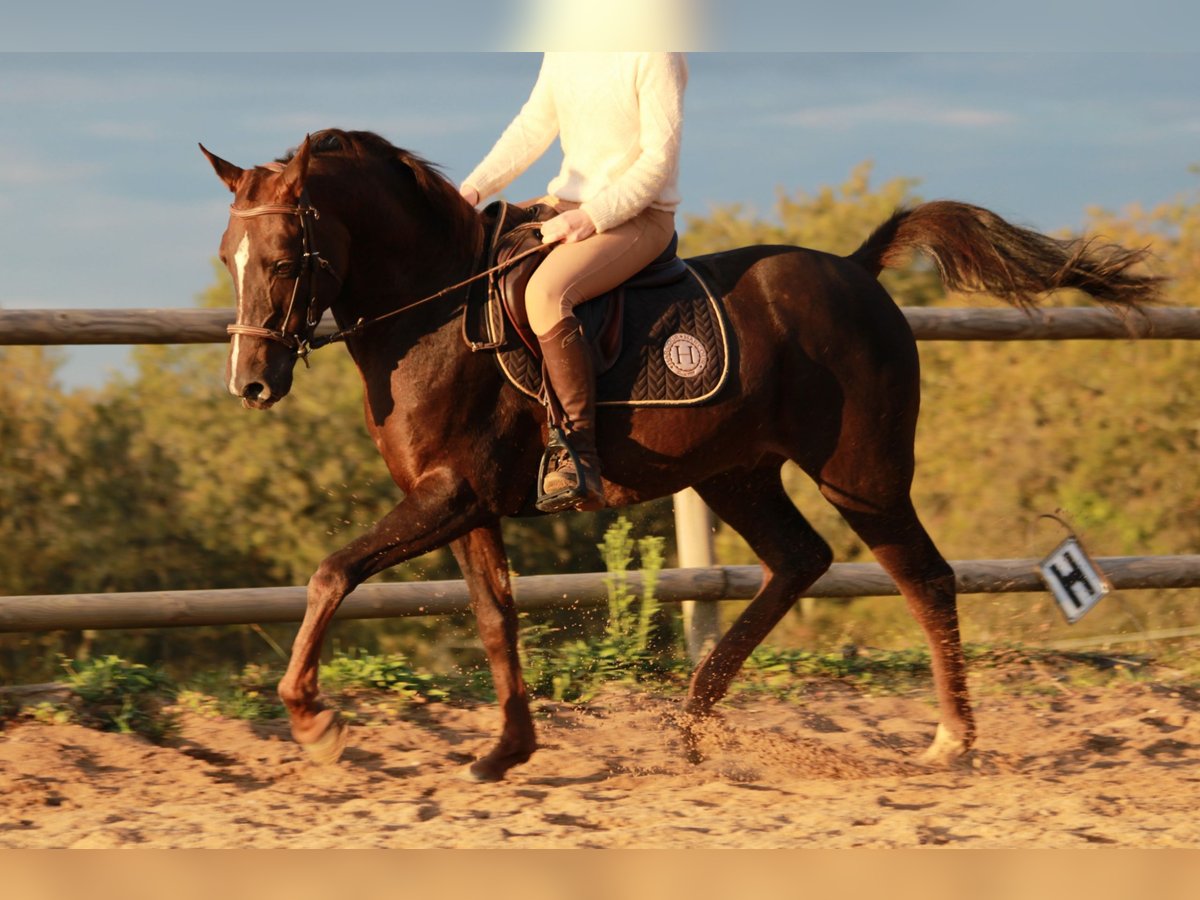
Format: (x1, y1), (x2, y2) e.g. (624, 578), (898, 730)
(822, 487), (975, 763)
(685, 466), (833, 720)
(449, 525), (536, 782)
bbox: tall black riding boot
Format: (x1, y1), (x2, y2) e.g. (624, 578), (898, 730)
(538, 316), (604, 511)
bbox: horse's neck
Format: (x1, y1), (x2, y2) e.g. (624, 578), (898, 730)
(334, 218), (480, 382)
(333, 193), (480, 328)
(317, 177), (489, 424)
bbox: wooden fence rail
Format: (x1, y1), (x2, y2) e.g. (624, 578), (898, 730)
(2, 556), (1199, 634)
(3, 306), (1200, 345)
(3, 308), (1197, 646)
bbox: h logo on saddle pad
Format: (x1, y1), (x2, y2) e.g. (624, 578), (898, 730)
(464, 201), (733, 408)
(664, 333), (708, 378)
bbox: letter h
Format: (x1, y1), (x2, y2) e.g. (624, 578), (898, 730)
(1049, 549), (1095, 610)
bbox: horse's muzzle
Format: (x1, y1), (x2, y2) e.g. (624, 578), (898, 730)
(227, 347), (293, 408)
(236, 380), (283, 410)
(241, 395), (279, 410)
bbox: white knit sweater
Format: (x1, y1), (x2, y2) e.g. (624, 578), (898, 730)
(462, 52), (687, 233)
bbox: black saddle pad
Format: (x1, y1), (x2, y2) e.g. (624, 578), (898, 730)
(484, 262), (733, 407)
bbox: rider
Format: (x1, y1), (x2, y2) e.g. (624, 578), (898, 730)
(460, 52), (687, 510)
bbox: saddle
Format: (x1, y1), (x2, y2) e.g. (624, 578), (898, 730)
(464, 201), (732, 408)
(477, 201), (688, 370)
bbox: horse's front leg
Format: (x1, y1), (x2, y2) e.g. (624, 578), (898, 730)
(276, 467), (483, 764)
(450, 525), (536, 782)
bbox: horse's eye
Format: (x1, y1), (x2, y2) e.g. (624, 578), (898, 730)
(273, 260), (296, 277)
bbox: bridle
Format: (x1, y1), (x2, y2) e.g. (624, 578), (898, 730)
(225, 192), (551, 362)
(226, 191), (343, 365)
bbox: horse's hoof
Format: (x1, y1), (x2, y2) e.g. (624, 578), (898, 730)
(462, 761), (507, 784)
(300, 712), (349, 766)
(918, 723), (971, 766)
(461, 744), (534, 783)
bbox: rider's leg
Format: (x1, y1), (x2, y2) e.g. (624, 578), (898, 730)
(537, 316), (604, 508)
(527, 202), (674, 508)
(526, 202), (674, 336)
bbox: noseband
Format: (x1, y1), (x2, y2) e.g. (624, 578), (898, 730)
(226, 192), (342, 364)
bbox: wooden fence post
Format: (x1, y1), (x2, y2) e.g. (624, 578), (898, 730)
(673, 487), (722, 662)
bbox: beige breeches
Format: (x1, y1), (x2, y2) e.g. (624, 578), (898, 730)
(525, 199), (676, 337)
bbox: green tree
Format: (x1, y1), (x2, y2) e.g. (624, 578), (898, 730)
(682, 161), (944, 306)
(0, 346), (74, 595)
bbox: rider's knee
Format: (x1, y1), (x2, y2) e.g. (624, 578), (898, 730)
(526, 274), (572, 336)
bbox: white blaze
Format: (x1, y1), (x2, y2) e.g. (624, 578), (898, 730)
(229, 232), (251, 394)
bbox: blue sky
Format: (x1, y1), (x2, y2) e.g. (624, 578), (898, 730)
(2, 51), (1198, 386)
(4, 2), (1199, 51)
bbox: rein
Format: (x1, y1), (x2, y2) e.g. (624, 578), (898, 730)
(307, 242), (548, 353)
(227, 198), (550, 360)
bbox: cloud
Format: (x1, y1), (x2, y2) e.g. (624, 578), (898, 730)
(770, 99), (1017, 130)
(0, 70), (186, 106)
(1, 187), (232, 312)
(1143, 98), (1200, 135)
(243, 111), (483, 142)
(82, 121), (164, 141)
(0, 149), (103, 186)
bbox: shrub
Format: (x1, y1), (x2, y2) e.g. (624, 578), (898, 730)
(522, 517), (683, 702)
(63, 655), (178, 741)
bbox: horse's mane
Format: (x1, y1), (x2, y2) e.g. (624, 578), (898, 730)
(279, 129), (481, 256)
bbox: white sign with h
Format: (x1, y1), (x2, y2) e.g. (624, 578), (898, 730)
(1039, 536), (1110, 624)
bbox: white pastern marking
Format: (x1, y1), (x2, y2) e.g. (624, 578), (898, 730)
(229, 233), (252, 394)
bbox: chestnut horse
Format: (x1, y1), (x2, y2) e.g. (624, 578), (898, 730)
(201, 130), (1158, 781)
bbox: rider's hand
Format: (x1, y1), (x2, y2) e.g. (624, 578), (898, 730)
(460, 184), (481, 207)
(540, 209), (597, 244)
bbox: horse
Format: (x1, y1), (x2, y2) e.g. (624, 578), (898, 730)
(200, 129), (1160, 781)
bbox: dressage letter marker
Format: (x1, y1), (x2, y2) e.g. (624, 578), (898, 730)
(1039, 537), (1110, 624)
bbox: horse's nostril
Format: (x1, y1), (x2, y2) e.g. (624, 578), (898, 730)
(242, 382), (265, 400)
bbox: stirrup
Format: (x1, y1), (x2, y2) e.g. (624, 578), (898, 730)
(535, 426), (599, 513)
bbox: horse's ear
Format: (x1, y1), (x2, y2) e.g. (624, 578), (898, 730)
(279, 134), (313, 196)
(199, 143), (244, 193)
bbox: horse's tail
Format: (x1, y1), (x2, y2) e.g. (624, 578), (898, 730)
(848, 200), (1163, 307)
